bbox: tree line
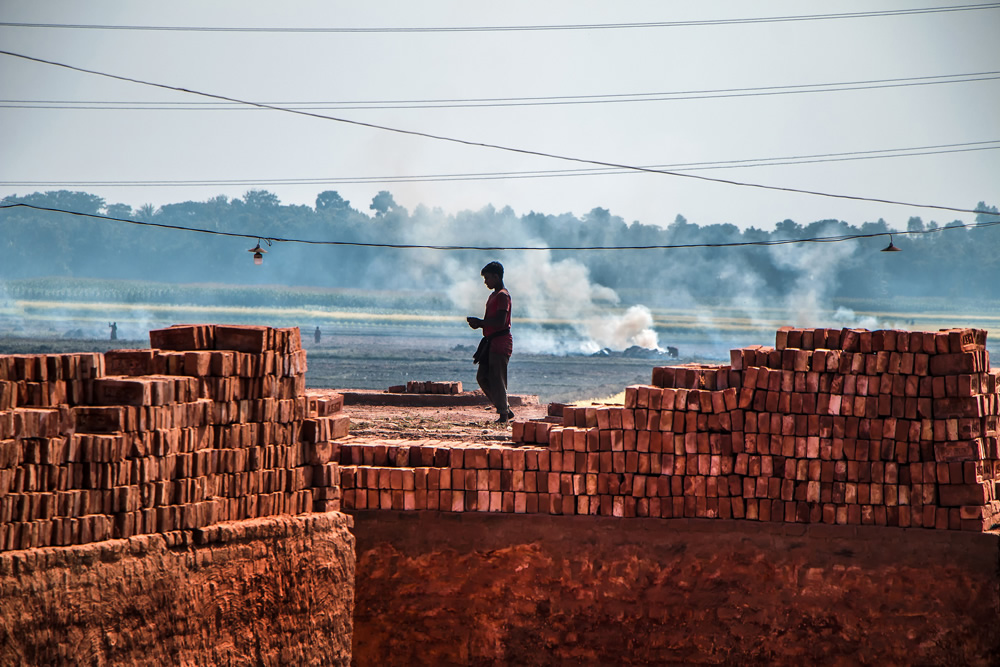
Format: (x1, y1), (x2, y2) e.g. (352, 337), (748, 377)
(1, 189), (998, 307)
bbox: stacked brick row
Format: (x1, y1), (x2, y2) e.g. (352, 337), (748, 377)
(339, 327), (1000, 532)
(306, 393), (348, 512)
(0, 325), (349, 552)
(339, 438), (560, 513)
(512, 403), (568, 446)
(387, 381), (464, 395)
(0, 353), (105, 409)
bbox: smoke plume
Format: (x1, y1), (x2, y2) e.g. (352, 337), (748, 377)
(446, 249), (659, 355)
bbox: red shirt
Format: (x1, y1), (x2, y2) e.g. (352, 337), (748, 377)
(483, 288), (513, 356)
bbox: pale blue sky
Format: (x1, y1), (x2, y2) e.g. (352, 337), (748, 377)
(1, 1), (998, 230)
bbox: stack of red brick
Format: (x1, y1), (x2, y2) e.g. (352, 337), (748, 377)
(306, 392), (349, 512)
(511, 404), (566, 446)
(339, 438), (540, 512)
(387, 381), (463, 395)
(0, 325), (349, 552)
(339, 326), (1000, 531)
(534, 326), (999, 529)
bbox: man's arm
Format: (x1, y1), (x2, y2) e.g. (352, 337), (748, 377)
(468, 292), (510, 329)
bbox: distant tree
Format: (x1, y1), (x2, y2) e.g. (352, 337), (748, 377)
(19, 190), (105, 214)
(243, 189), (280, 208)
(906, 217), (925, 232)
(315, 190), (353, 215)
(664, 214), (698, 243)
(742, 226), (770, 242)
(370, 190), (398, 216)
(860, 218), (891, 236)
(159, 201), (205, 221)
(135, 203), (158, 219)
(974, 201), (999, 226)
(668, 214), (690, 229)
(699, 222), (741, 250)
(105, 203), (133, 219)
(773, 219), (803, 238)
(802, 219), (850, 239)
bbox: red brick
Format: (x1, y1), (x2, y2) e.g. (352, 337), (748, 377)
(937, 483), (989, 507)
(104, 349), (156, 376)
(149, 324), (215, 351)
(929, 352), (982, 376)
(214, 325), (270, 353)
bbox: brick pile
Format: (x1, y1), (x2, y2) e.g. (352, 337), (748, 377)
(512, 403), (563, 445)
(0, 325), (349, 552)
(339, 326), (1000, 531)
(387, 381), (464, 395)
(339, 438), (541, 512)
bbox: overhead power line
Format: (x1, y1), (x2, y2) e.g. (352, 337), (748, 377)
(1, 4), (998, 32)
(3, 141), (998, 188)
(2, 201), (998, 252)
(0, 49), (991, 217)
(3, 71), (998, 110)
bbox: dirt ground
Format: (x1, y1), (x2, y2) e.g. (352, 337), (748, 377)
(309, 389), (551, 443)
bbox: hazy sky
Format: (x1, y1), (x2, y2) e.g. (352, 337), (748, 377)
(2, 1), (998, 232)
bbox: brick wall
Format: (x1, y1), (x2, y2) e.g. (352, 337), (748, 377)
(0, 324), (348, 552)
(339, 326), (1000, 532)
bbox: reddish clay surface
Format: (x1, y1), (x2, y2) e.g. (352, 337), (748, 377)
(351, 511), (1000, 666)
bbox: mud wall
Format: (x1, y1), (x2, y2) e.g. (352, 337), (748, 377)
(352, 510), (1000, 665)
(0, 512), (355, 665)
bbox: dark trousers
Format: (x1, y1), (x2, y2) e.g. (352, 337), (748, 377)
(477, 350), (510, 415)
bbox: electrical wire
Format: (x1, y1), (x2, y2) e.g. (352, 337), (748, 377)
(1, 4), (998, 32)
(1, 201), (998, 252)
(0, 49), (992, 218)
(3, 71), (998, 110)
(3, 141), (998, 188)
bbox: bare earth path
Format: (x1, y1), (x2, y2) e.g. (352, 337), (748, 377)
(309, 389), (550, 443)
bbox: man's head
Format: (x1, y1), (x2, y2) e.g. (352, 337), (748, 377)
(481, 261), (504, 279)
(481, 261), (504, 290)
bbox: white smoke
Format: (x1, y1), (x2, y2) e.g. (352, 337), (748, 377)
(582, 304), (660, 352)
(766, 226), (860, 327)
(661, 229), (867, 358)
(0, 282), (27, 336)
(832, 306), (879, 329)
(446, 249), (659, 355)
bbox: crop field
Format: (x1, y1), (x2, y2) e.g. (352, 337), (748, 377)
(3, 277), (1000, 402)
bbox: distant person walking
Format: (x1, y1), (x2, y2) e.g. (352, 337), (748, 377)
(467, 261), (513, 424)
(109, 322), (117, 341)
(314, 326), (322, 344)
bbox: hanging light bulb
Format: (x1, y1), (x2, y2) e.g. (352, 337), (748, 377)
(248, 240), (268, 265)
(881, 234), (902, 252)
